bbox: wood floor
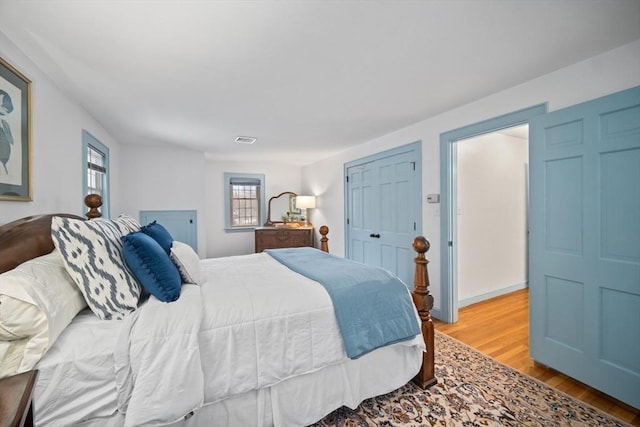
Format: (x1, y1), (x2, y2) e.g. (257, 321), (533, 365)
(433, 288), (640, 426)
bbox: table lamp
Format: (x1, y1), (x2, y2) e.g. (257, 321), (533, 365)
(295, 196), (316, 226)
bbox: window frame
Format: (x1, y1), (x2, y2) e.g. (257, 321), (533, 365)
(82, 130), (110, 218)
(224, 172), (266, 232)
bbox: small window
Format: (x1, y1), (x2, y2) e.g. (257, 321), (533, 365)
(87, 144), (106, 195)
(224, 173), (265, 231)
(82, 130), (110, 217)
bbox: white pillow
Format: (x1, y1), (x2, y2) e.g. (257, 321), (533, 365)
(0, 249), (87, 377)
(51, 215), (142, 320)
(170, 241), (202, 285)
(0, 295), (45, 340)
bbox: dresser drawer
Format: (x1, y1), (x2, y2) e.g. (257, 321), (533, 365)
(255, 227), (314, 252)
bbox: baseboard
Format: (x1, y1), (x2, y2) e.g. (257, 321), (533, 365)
(458, 282), (528, 308)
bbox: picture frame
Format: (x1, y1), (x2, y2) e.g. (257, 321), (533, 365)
(0, 57), (32, 201)
(289, 195), (301, 215)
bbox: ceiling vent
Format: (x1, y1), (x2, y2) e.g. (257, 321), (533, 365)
(235, 136), (257, 144)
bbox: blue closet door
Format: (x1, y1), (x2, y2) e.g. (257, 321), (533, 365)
(529, 86), (640, 408)
(139, 210), (198, 253)
(345, 142), (421, 287)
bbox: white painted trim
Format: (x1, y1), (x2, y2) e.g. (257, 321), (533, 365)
(458, 282), (528, 308)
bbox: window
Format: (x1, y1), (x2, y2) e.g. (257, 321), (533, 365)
(87, 144), (106, 195)
(224, 173), (265, 231)
(82, 130), (110, 217)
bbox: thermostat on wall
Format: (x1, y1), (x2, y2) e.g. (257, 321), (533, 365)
(426, 194), (440, 203)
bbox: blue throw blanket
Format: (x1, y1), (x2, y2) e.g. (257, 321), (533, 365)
(265, 247), (420, 359)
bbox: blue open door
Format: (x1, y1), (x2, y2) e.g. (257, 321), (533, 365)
(529, 86), (640, 408)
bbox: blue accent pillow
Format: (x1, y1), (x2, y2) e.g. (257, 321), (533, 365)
(121, 232), (181, 302)
(141, 221), (173, 255)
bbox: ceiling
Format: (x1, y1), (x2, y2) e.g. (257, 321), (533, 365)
(1, 1), (638, 165)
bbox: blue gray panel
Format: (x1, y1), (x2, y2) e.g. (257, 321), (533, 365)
(544, 157), (583, 255)
(600, 105), (640, 144)
(545, 276), (584, 351)
(600, 287), (640, 375)
(600, 148), (640, 262)
(139, 210), (197, 252)
(545, 120), (583, 149)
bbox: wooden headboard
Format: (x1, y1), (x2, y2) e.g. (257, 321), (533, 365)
(0, 213), (84, 274)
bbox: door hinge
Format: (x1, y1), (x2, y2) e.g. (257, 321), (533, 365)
(410, 161), (416, 171)
(448, 241), (453, 247)
(189, 219), (193, 224)
(346, 176), (349, 183)
(347, 218), (350, 225)
(414, 222), (416, 231)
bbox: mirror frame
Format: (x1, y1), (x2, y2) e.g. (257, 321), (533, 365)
(264, 191), (297, 226)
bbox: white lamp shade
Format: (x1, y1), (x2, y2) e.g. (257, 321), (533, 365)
(295, 196), (316, 209)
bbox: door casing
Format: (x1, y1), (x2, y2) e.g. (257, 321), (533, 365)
(439, 104), (547, 323)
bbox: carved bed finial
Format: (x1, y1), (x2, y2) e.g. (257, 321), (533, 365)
(319, 225), (329, 252)
(84, 194), (103, 219)
(411, 235), (437, 389)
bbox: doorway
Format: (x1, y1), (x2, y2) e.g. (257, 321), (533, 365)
(456, 125), (529, 307)
(440, 104), (546, 323)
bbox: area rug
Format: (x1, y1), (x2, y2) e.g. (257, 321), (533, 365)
(312, 331), (630, 426)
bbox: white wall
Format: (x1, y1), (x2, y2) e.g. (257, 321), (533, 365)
(0, 31), (125, 223)
(118, 144), (207, 254)
(205, 159), (302, 258)
(302, 40), (640, 317)
(457, 133), (528, 304)
(118, 152), (304, 259)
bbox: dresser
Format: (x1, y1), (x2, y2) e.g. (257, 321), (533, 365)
(255, 226), (314, 253)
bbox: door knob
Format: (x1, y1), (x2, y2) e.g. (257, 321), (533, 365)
(369, 233), (380, 238)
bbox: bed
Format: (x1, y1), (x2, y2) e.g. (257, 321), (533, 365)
(0, 196), (436, 426)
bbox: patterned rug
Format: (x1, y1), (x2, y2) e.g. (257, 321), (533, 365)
(312, 331), (630, 426)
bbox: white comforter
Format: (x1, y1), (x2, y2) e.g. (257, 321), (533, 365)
(115, 253), (351, 427)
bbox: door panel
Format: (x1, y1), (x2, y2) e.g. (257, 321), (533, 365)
(139, 210), (198, 252)
(347, 162), (376, 265)
(377, 150), (416, 285)
(544, 157), (582, 255)
(529, 86), (640, 408)
(600, 148), (640, 262)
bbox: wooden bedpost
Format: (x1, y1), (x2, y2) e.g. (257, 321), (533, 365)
(319, 225), (329, 253)
(411, 236), (437, 389)
(84, 194), (103, 219)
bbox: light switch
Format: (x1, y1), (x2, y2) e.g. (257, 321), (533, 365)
(426, 194), (440, 203)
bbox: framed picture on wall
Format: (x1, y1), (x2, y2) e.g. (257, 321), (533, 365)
(0, 57), (32, 201)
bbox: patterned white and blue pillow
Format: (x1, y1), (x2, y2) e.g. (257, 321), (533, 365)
(51, 215), (142, 320)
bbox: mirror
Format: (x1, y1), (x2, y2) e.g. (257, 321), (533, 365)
(265, 191), (297, 226)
